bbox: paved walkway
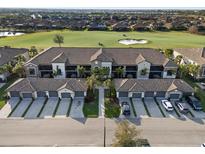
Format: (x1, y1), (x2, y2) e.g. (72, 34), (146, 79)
(98, 87), (105, 118)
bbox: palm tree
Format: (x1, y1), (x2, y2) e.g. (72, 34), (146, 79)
(53, 34), (64, 47)
(86, 75), (97, 98)
(112, 121), (141, 147)
(29, 46), (38, 58)
(174, 55), (183, 64)
(103, 79), (113, 97)
(77, 65), (86, 78)
(115, 67), (124, 78)
(0, 66), (6, 74)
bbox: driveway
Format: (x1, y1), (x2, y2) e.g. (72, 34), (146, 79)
(118, 97), (135, 118)
(0, 98), (20, 118)
(10, 98), (33, 118)
(156, 98), (179, 118)
(70, 98), (84, 118)
(144, 98), (163, 117)
(55, 98), (71, 117)
(132, 98), (148, 118)
(24, 97), (46, 119)
(39, 98), (59, 118)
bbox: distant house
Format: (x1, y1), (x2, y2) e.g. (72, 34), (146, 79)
(0, 47), (29, 82)
(173, 48), (205, 79)
(87, 23), (108, 31)
(112, 21), (131, 31)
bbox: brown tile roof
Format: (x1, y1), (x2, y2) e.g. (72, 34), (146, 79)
(114, 79), (193, 93)
(0, 47), (28, 66)
(174, 48), (205, 65)
(7, 78), (87, 92)
(27, 47), (176, 66)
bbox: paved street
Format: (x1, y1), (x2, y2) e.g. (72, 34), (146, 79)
(0, 118), (205, 147)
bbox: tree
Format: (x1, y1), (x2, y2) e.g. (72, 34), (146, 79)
(188, 26), (198, 34)
(16, 55), (26, 63)
(53, 34), (64, 47)
(188, 64), (200, 78)
(29, 46), (38, 58)
(164, 49), (174, 59)
(115, 67), (124, 78)
(86, 75), (97, 98)
(91, 67), (110, 81)
(103, 79), (116, 98)
(178, 64), (189, 78)
(77, 65), (86, 78)
(112, 121), (141, 147)
(12, 63), (25, 78)
(174, 55), (183, 64)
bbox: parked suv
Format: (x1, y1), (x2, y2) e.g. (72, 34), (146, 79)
(161, 100), (174, 111)
(175, 101), (189, 113)
(186, 96), (203, 111)
(121, 102), (131, 116)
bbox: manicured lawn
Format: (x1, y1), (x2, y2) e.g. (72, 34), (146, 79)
(105, 98), (121, 118)
(0, 77), (17, 109)
(182, 76), (205, 112)
(0, 30), (205, 49)
(83, 90), (99, 118)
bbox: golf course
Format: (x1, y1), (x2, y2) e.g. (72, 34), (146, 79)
(0, 30), (205, 49)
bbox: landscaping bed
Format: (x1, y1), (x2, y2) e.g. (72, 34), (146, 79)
(105, 97), (121, 118)
(0, 77), (18, 109)
(83, 90), (99, 118)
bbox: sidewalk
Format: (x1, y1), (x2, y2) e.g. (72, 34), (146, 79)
(98, 87), (105, 118)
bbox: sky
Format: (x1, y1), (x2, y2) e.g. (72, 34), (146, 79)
(0, 0), (205, 9)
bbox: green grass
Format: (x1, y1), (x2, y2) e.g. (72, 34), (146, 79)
(83, 91), (99, 118)
(0, 77), (18, 109)
(105, 98), (121, 118)
(0, 30), (205, 49)
(182, 76), (205, 112)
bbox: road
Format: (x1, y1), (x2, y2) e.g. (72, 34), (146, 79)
(0, 118), (205, 146)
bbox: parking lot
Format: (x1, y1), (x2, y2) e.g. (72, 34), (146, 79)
(10, 98), (33, 118)
(24, 97), (46, 119)
(118, 97), (135, 118)
(55, 98), (71, 117)
(39, 97), (59, 118)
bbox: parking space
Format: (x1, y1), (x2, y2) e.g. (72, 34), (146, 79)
(55, 98), (71, 117)
(182, 101), (205, 119)
(118, 97), (135, 118)
(24, 98), (46, 119)
(39, 98), (59, 118)
(144, 98), (163, 117)
(156, 98), (179, 118)
(132, 98), (148, 118)
(70, 98), (84, 118)
(0, 98), (20, 118)
(10, 98), (32, 118)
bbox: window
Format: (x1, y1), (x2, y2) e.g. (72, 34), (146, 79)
(202, 68), (205, 76)
(29, 68), (36, 75)
(167, 70), (173, 76)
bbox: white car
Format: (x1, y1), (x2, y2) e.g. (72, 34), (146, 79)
(161, 100), (174, 111)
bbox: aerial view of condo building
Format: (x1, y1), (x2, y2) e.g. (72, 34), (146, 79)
(0, 1), (205, 150)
